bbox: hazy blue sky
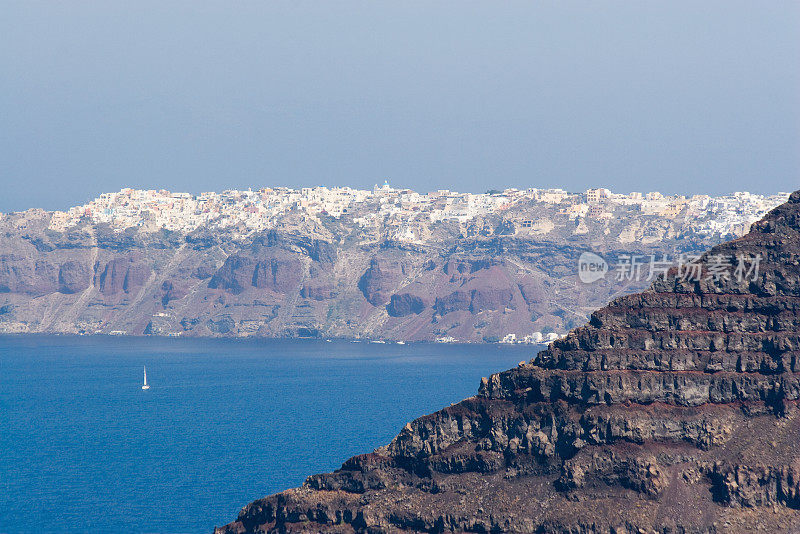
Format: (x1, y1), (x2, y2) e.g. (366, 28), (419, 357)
(1, 2), (798, 212)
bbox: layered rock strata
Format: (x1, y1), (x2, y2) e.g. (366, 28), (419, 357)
(215, 191), (800, 533)
(0, 200), (745, 341)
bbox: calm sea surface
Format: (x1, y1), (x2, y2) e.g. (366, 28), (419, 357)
(0, 336), (539, 533)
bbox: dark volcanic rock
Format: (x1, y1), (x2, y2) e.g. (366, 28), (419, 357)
(209, 255), (256, 294)
(434, 285), (514, 315)
(387, 293), (428, 317)
(95, 259), (127, 295)
(210, 254), (304, 295)
(180, 317), (200, 331)
(358, 257), (406, 306)
(123, 262), (151, 292)
(307, 239), (338, 264)
(208, 315), (236, 334)
(443, 258), (496, 275)
(58, 261), (91, 294)
(215, 191), (800, 533)
(95, 257), (151, 296)
(253, 258), (304, 294)
(192, 260), (218, 280)
(468, 286), (514, 312)
(433, 290), (471, 314)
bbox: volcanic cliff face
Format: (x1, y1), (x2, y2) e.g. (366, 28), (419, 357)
(215, 191), (800, 533)
(0, 203), (735, 341)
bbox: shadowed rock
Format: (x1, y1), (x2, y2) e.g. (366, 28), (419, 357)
(95, 257), (151, 296)
(58, 261), (91, 294)
(387, 293), (428, 317)
(358, 257), (407, 306)
(209, 255), (257, 294)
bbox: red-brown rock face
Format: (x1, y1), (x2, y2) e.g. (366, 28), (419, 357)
(209, 254), (304, 295)
(215, 191), (800, 533)
(208, 255), (257, 295)
(358, 257), (407, 306)
(387, 293), (428, 317)
(252, 258), (304, 293)
(95, 257), (152, 296)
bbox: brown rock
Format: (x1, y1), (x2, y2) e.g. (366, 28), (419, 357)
(58, 261), (91, 294)
(0, 255), (58, 296)
(433, 290), (471, 314)
(208, 255), (256, 294)
(387, 293), (428, 317)
(253, 258), (303, 293)
(95, 257), (151, 296)
(358, 257), (406, 306)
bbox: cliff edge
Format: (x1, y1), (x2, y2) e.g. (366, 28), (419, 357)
(215, 191), (800, 533)
(0, 196), (753, 342)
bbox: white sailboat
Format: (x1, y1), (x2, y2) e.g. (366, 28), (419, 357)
(141, 366), (150, 390)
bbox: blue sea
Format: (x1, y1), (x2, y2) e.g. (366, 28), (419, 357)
(0, 336), (539, 533)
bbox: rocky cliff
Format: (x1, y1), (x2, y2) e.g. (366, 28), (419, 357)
(0, 203), (745, 342)
(214, 190), (800, 533)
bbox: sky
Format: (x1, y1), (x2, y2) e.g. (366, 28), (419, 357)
(0, 1), (798, 213)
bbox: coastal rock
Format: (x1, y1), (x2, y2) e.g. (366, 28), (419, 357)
(95, 257), (151, 296)
(387, 293), (428, 317)
(208, 315), (236, 335)
(252, 257), (304, 294)
(209, 255), (256, 294)
(358, 258), (406, 306)
(215, 191), (800, 533)
(433, 290), (471, 315)
(58, 261), (91, 294)
(469, 285), (514, 312)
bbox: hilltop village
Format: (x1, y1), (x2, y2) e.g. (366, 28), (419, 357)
(44, 183), (788, 243)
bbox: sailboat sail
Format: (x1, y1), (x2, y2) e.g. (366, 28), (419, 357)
(142, 366), (150, 390)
